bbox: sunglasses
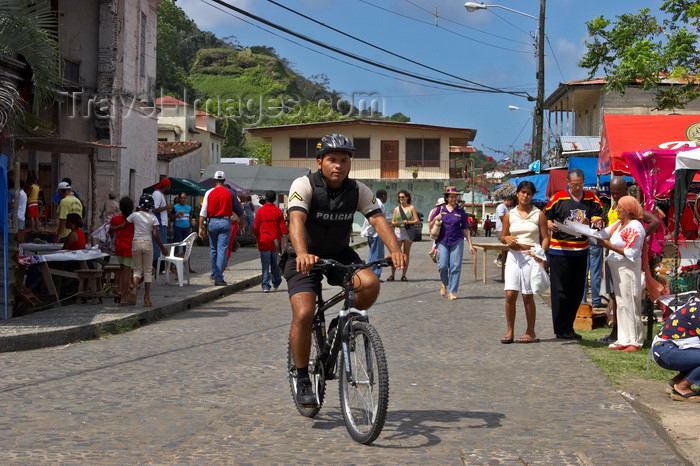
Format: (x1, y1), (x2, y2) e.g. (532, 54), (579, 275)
(398, 195), (406, 199)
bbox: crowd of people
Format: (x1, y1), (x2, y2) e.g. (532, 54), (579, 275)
(12, 133), (700, 405)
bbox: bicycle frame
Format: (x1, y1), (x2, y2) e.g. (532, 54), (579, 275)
(309, 259), (387, 388)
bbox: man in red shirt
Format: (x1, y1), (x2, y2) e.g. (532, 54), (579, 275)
(253, 190), (288, 292)
(198, 171), (233, 286)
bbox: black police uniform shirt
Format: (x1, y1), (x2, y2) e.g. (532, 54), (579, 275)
(288, 170), (381, 256)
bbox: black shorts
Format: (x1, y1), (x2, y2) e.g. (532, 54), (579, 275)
(284, 247), (363, 297)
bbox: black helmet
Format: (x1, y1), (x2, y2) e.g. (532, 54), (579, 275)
(315, 134), (355, 158)
(139, 193), (154, 210)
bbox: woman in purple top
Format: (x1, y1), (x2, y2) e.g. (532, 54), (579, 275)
(429, 186), (475, 300)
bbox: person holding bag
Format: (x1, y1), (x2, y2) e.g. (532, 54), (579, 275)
(390, 189), (420, 281)
(428, 186), (475, 300)
(500, 181), (550, 344)
(428, 197), (446, 262)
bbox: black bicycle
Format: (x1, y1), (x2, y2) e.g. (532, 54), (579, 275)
(287, 258), (391, 445)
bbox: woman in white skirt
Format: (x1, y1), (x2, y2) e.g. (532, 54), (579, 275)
(597, 195), (645, 351)
(389, 189), (420, 281)
(500, 181), (549, 344)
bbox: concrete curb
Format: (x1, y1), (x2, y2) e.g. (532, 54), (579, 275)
(1, 275), (263, 353)
(1, 237), (371, 353)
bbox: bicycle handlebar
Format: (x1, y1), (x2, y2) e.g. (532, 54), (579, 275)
(312, 257), (393, 274)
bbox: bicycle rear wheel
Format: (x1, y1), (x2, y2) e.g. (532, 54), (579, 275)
(338, 321), (389, 444)
(287, 333), (326, 418)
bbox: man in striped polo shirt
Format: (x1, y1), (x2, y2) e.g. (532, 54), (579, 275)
(545, 168), (604, 340)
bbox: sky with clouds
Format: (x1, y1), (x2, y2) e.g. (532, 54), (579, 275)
(175, 0), (667, 160)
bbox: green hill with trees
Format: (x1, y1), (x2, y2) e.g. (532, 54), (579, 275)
(156, 1), (409, 161)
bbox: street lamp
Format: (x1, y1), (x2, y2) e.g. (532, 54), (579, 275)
(465, 1), (545, 162)
(508, 105), (533, 114)
(509, 105), (535, 152)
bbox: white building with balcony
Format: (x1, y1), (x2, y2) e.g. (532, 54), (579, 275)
(246, 120), (476, 180)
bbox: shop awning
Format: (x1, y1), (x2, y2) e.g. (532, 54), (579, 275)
(200, 178), (250, 196)
(505, 174), (549, 203)
(202, 165), (311, 194)
(143, 177), (207, 197)
(598, 114), (700, 175)
(569, 156), (633, 197)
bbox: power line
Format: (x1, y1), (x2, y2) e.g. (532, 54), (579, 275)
(509, 117), (532, 149)
(401, 0), (531, 46)
(358, 0), (532, 52)
(487, 8), (532, 37)
(198, 0), (519, 96)
(201, 0), (532, 98)
(545, 35), (565, 81)
(264, 0), (515, 96)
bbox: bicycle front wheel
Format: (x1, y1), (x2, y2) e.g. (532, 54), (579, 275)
(338, 321), (389, 444)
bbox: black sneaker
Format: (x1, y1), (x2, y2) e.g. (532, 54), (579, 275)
(296, 377), (317, 406)
(214, 280), (227, 286)
(597, 334), (616, 343)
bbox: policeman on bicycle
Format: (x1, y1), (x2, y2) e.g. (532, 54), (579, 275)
(284, 133), (405, 406)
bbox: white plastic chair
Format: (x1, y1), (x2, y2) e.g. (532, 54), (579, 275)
(157, 232), (197, 286)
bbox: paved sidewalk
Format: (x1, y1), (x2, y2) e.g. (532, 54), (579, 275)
(0, 236), (371, 353)
(0, 243), (269, 352)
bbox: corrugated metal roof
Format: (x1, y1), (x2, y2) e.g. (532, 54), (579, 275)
(560, 135), (600, 153)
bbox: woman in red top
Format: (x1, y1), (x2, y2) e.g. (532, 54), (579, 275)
(62, 214), (86, 250)
(111, 197), (135, 305)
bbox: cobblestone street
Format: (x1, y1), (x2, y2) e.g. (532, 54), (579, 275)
(0, 241), (686, 464)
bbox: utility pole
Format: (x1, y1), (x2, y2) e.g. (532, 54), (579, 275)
(532, 0), (546, 162)
(470, 158), (475, 214)
(464, 1), (546, 161)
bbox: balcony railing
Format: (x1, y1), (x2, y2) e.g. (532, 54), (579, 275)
(273, 159), (472, 179)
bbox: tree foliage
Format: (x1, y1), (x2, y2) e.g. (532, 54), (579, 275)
(156, 0), (235, 98)
(157, 1), (416, 158)
(253, 143), (271, 166)
(0, 0), (61, 133)
(579, 2), (700, 110)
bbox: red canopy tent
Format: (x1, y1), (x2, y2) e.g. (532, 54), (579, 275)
(598, 114), (700, 175)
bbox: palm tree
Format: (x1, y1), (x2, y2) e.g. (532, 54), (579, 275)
(0, 0), (61, 135)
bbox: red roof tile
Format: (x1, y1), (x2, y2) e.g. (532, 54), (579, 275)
(156, 96), (188, 106)
(157, 141), (202, 161)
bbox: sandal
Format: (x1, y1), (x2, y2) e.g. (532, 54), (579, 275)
(401, 276), (408, 282)
(143, 297), (152, 307)
(514, 336), (540, 343)
(670, 389), (700, 402)
(387, 276), (395, 281)
(501, 336), (514, 344)
(440, 285), (447, 297)
(448, 293), (457, 300)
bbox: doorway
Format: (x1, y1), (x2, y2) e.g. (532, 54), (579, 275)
(380, 140), (398, 178)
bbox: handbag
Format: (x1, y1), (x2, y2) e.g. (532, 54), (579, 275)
(429, 206), (443, 240)
(529, 245), (550, 294)
(398, 206), (421, 242)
